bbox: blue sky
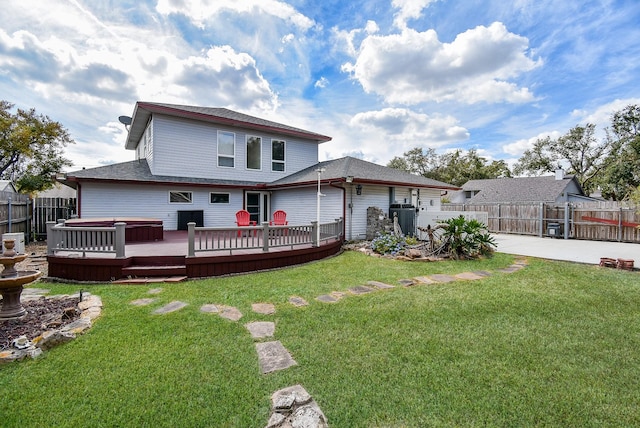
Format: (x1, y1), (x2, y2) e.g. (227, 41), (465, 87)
(1, 0), (639, 172)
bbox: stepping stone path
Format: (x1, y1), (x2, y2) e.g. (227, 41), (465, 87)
(252, 303), (275, 315)
(289, 296), (308, 307)
(152, 301), (188, 315)
(126, 257), (529, 427)
(256, 341), (297, 374)
(245, 321), (275, 339)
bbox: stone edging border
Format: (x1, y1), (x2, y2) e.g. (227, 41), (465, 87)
(0, 293), (102, 364)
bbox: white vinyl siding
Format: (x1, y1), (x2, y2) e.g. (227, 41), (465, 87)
(79, 183), (246, 230)
(148, 115), (318, 182)
(270, 186), (343, 226)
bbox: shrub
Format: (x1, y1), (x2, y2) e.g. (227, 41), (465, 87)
(371, 232), (409, 255)
(438, 215), (497, 259)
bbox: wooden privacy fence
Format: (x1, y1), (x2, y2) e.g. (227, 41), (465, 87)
(33, 197), (77, 240)
(0, 191), (31, 238)
(442, 202), (640, 243)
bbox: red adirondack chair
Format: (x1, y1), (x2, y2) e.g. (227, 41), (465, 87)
(269, 210), (288, 226)
(235, 210), (256, 236)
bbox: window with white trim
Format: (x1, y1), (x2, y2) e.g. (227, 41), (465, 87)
(246, 136), (262, 170)
(272, 139), (285, 172)
(210, 193), (230, 204)
(169, 191), (192, 203)
(218, 131), (235, 167)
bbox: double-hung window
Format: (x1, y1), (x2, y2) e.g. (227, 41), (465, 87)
(272, 139), (285, 172)
(218, 131), (235, 167)
(246, 136), (262, 170)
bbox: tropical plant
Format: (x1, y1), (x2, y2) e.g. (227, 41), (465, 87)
(438, 215), (496, 259)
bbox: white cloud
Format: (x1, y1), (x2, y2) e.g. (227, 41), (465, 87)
(155, 0), (316, 31)
(314, 77), (329, 88)
(391, 0), (439, 29)
(344, 22), (541, 105)
(502, 130), (561, 156)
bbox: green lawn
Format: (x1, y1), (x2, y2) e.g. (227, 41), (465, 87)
(1, 251), (640, 427)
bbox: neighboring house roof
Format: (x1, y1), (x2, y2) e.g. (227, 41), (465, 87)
(125, 102), (332, 150)
(35, 182), (77, 199)
(61, 159), (265, 189)
(460, 176), (584, 203)
(61, 157), (459, 191)
(0, 180), (17, 193)
(269, 156), (460, 190)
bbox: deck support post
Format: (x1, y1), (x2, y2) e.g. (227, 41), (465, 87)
(114, 222), (126, 258)
(262, 222), (270, 252)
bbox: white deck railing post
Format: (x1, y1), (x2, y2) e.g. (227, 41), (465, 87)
(311, 221), (318, 247)
(187, 222), (195, 257)
(114, 222), (126, 258)
(261, 222), (270, 252)
(46, 221), (56, 255)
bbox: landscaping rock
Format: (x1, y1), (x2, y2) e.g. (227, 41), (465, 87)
(266, 384), (328, 428)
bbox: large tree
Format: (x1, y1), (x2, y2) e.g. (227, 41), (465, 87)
(388, 147), (511, 187)
(0, 101), (74, 193)
(513, 124), (608, 195)
(595, 104), (640, 200)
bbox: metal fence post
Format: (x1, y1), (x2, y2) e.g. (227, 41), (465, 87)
(564, 202), (570, 239)
(7, 197), (11, 233)
(187, 222), (195, 257)
(538, 202), (544, 237)
(114, 222), (126, 258)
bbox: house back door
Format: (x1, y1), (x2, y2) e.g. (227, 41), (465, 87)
(246, 192), (270, 224)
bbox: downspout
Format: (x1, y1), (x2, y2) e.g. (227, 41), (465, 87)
(329, 181), (347, 240)
(76, 183), (81, 218)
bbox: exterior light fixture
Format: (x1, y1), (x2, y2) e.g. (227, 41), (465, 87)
(345, 176), (354, 183)
(356, 184), (362, 195)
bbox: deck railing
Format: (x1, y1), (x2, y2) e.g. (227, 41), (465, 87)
(47, 220), (125, 257)
(188, 218), (344, 256)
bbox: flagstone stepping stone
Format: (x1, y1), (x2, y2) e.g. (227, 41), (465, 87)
(398, 279), (416, 286)
(289, 296), (308, 307)
(219, 306), (243, 321)
(256, 341), (297, 374)
(472, 270), (492, 277)
(366, 280), (395, 289)
(266, 384), (328, 428)
(331, 291), (346, 300)
(130, 298), (157, 306)
(348, 285), (374, 295)
(498, 266), (521, 273)
(316, 294), (339, 303)
(148, 288), (163, 294)
(413, 276), (436, 284)
(200, 304), (220, 314)
(455, 272), (486, 280)
(252, 303), (276, 315)
(153, 301), (188, 314)
(246, 321), (275, 339)
(429, 274), (457, 283)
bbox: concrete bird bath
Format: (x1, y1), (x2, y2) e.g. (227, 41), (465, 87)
(0, 239), (42, 320)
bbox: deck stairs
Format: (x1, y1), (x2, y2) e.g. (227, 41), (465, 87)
(119, 256), (188, 283)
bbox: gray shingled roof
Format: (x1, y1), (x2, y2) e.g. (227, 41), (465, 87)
(62, 159), (264, 189)
(461, 176), (583, 203)
(125, 102), (332, 150)
(62, 156), (459, 191)
(270, 157), (459, 190)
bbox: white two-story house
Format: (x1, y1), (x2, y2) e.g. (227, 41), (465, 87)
(61, 102), (459, 240)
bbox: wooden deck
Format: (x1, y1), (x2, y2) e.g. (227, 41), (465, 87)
(47, 231), (344, 282)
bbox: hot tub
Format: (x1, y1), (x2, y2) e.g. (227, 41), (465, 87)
(64, 217), (164, 243)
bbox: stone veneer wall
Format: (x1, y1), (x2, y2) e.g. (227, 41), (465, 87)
(366, 206), (393, 240)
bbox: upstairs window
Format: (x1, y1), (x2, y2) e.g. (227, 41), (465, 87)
(169, 191), (192, 203)
(246, 136), (262, 170)
(272, 139), (285, 172)
(218, 131), (235, 167)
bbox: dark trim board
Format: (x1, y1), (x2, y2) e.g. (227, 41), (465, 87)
(47, 240), (343, 282)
